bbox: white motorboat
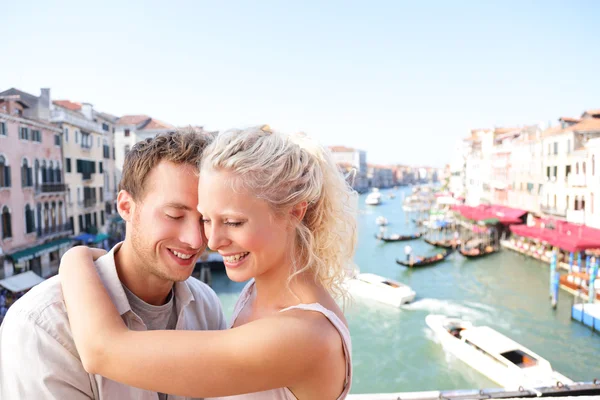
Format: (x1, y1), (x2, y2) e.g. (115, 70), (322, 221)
(425, 314), (573, 389)
(365, 190), (382, 205)
(375, 216), (388, 226)
(345, 273), (416, 307)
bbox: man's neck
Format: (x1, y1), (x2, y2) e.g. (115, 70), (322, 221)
(114, 241), (174, 306)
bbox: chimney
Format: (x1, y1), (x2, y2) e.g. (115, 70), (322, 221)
(81, 103), (93, 120)
(38, 88), (51, 121)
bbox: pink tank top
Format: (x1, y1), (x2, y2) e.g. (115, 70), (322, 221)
(208, 280), (353, 400)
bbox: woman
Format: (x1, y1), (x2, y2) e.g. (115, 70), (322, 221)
(59, 126), (357, 399)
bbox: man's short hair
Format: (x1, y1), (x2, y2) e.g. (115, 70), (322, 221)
(119, 129), (213, 201)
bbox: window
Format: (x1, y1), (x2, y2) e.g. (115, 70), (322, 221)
(21, 158), (33, 187)
(566, 165), (571, 177)
(64, 127), (69, 142)
(75, 130), (79, 144)
(76, 159), (96, 180)
(124, 129), (130, 137)
(102, 123), (109, 132)
(31, 130), (41, 142)
(566, 195), (570, 210)
(583, 162), (587, 175)
(19, 127), (29, 140)
(66, 158), (72, 173)
(575, 196), (579, 211)
(1, 206), (11, 239)
(577, 163), (580, 174)
(101, 210), (105, 226)
(546, 166), (550, 179)
(0, 122), (6, 136)
(99, 187), (103, 201)
(553, 166), (557, 178)
(553, 194), (557, 208)
(99, 161), (103, 174)
(581, 197), (586, 211)
(547, 144), (551, 155)
(593, 155), (596, 176)
(553, 142), (558, 155)
(25, 204), (35, 234)
(0, 155), (10, 188)
(54, 134), (61, 146)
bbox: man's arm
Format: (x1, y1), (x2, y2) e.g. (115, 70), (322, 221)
(0, 310), (95, 399)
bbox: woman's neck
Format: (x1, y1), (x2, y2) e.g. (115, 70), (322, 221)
(252, 265), (316, 311)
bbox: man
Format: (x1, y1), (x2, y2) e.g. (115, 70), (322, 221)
(404, 244), (412, 262)
(0, 131), (226, 399)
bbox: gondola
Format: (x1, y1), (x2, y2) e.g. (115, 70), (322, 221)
(396, 249), (454, 268)
(459, 247), (498, 259)
(424, 238), (457, 249)
(375, 232), (422, 242)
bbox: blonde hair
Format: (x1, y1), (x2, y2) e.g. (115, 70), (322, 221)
(201, 125), (357, 298)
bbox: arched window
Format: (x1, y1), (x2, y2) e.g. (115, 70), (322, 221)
(47, 161), (55, 183)
(21, 158), (32, 187)
(574, 196), (580, 211)
(58, 201), (64, 226)
(583, 162), (587, 175)
(566, 195), (570, 210)
(43, 202), (50, 233)
(34, 159), (40, 189)
(25, 204), (35, 234)
(581, 196), (586, 211)
(51, 201), (57, 230)
(0, 155), (10, 188)
(55, 163), (61, 183)
(576, 163), (579, 174)
(1, 206), (12, 239)
(41, 160), (47, 184)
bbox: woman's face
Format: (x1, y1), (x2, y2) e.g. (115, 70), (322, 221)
(197, 169), (294, 282)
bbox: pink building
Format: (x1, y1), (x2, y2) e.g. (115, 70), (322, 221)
(0, 93), (71, 279)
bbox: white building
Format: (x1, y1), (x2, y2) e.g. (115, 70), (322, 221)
(508, 126), (543, 214)
(329, 146), (368, 192)
(464, 129), (494, 206)
(114, 115), (175, 183)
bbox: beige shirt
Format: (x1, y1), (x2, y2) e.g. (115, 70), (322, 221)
(0, 243), (227, 400)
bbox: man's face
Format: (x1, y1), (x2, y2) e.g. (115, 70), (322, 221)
(129, 161), (204, 282)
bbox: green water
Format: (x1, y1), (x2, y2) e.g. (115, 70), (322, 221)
(211, 187), (600, 394)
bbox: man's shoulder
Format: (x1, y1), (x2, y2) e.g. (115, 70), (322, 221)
(183, 276), (221, 304)
(4, 275), (67, 326)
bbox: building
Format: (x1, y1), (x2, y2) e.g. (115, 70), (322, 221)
(114, 115), (175, 183)
(94, 111), (119, 220)
(329, 146), (368, 193)
(51, 100), (108, 236)
(0, 90), (71, 279)
(491, 128), (521, 205)
(464, 129), (494, 206)
(507, 126), (543, 214)
(367, 164), (394, 189)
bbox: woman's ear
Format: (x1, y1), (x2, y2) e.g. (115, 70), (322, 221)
(290, 201), (308, 224)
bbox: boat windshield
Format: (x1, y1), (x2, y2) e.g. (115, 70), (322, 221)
(382, 280), (400, 288)
(500, 350), (538, 368)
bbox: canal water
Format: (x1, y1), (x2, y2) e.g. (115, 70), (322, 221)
(210, 187), (600, 394)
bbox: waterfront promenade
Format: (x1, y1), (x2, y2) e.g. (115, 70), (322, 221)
(212, 187), (600, 395)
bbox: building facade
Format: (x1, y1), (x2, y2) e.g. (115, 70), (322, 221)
(329, 146), (368, 192)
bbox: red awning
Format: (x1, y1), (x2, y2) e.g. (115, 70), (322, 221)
(452, 204), (527, 225)
(510, 221), (600, 252)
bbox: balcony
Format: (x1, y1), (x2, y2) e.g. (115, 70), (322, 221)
(78, 198), (97, 210)
(35, 183), (67, 194)
(50, 108), (102, 132)
(567, 174), (587, 187)
(37, 223), (73, 239)
(540, 205), (567, 218)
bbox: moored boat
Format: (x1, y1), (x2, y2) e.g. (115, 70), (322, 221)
(425, 314), (573, 389)
(345, 273), (416, 307)
(375, 216), (388, 226)
(365, 189), (382, 206)
(396, 249), (453, 268)
(459, 246), (498, 259)
(424, 238), (459, 249)
(375, 232), (422, 242)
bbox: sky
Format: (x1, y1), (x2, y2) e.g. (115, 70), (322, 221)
(1, 0), (599, 167)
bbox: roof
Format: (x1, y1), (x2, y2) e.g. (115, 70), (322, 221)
(583, 109), (600, 117)
(570, 118), (600, 133)
(0, 271), (45, 293)
(559, 117), (580, 123)
(139, 118), (175, 130)
(53, 100), (81, 111)
(96, 111), (119, 123)
(0, 88), (39, 108)
(329, 146), (356, 153)
(541, 125), (564, 138)
(494, 127), (518, 135)
(117, 115), (151, 125)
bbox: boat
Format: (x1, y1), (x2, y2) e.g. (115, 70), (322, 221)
(388, 193), (396, 199)
(375, 232), (422, 242)
(424, 238), (459, 249)
(459, 246), (498, 259)
(375, 216), (388, 226)
(396, 249), (454, 268)
(425, 314), (573, 389)
(345, 273), (416, 307)
(365, 189), (382, 206)
(559, 273), (600, 301)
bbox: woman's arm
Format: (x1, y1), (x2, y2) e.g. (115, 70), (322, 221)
(59, 247), (338, 398)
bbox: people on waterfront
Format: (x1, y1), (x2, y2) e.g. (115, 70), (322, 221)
(0, 130), (226, 399)
(59, 126), (357, 399)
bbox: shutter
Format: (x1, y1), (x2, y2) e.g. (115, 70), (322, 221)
(6, 166), (10, 187)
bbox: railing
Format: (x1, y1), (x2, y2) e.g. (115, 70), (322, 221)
(37, 223), (72, 238)
(50, 108), (102, 132)
(36, 183), (67, 194)
(78, 199), (97, 209)
(540, 205), (567, 217)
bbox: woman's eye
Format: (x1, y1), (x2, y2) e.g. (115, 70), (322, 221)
(225, 221), (243, 227)
(167, 215), (183, 220)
